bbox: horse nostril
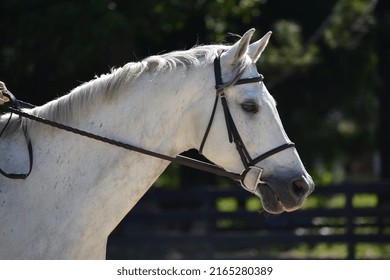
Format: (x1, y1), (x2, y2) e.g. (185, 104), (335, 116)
(291, 178), (310, 198)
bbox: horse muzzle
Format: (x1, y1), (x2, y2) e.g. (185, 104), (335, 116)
(241, 167), (315, 214)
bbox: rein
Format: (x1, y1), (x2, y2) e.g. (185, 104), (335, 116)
(1, 97), (242, 181)
(0, 53), (295, 192)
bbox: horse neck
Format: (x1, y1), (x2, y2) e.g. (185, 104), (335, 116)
(24, 66), (212, 246)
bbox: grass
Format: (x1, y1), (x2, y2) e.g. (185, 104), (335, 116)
(215, 191), (379, 212)
(280, 243), (390, 259)
(214, 190), (389, 259)
(280, 243), (349, 259)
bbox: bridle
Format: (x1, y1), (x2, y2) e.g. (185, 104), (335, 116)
(0, 52), (295, 193)
(199, 52), (295, 192)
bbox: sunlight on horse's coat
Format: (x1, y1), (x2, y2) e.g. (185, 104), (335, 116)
(0, 29), (313, 259)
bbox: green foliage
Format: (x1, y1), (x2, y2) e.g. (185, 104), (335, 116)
(245, 196), (262, 211)
(352, 193), (378, 207)
(283, 243), (348, 259)
(355, 243), (390, 259)
(264, 20), (320, 73)
(216, 197), (238, 212)
(324, 0), (376, 49)
(302, 193), (346, 209)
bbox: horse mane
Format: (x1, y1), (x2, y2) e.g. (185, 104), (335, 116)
(1, 44), (243, 135)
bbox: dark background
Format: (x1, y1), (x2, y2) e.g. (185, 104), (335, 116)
(1, 0), (387, 184)
(1, 0), (389, 259)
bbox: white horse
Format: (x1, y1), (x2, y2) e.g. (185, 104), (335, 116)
(0, 29), (314, 259)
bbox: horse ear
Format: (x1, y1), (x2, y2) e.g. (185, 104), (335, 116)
(222, 28), (255, 66)
(248, 31), (272, 63)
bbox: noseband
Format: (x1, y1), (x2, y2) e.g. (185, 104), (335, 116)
(1, 52), (294, 193)
(199, 53), (295, 192)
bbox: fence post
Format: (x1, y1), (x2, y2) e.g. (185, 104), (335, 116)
(204, 190), (214, 258)
(345, 185), (355, 259)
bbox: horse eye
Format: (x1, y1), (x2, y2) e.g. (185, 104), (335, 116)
(241, 102), (259, 114)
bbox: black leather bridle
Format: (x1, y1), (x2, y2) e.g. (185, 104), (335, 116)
(198, 53), (295, 192)
(0, 52), (295, 193)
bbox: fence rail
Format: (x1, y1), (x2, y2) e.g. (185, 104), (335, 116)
(107, 182), (390, 259)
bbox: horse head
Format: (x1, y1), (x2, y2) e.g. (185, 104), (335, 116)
(199, 29), (314, 214)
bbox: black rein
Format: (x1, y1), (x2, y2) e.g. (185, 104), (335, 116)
(1, 92), (242, 181)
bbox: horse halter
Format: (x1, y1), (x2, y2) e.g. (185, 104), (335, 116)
(199, 52), (295, 193)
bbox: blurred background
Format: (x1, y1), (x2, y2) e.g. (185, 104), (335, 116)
(1, 0), (389, 259)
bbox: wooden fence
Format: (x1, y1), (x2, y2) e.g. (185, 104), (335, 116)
(107, 182), (390, 259)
